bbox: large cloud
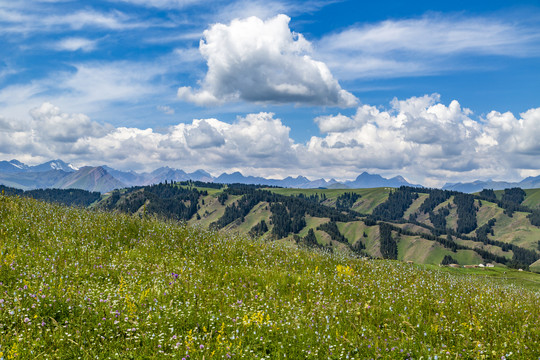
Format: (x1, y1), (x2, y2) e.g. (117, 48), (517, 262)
(178, 14), (357, 107)
(481, 108), (540, 169)
(1, 104), (297, 173)
(308, 95), (483, 177)
(29, 102), (109, 143)
(307, 95), (540, 184)
(0, 102), (110, 160)
(2, 99), (540, 186)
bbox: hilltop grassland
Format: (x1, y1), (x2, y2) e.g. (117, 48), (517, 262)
(513, 188), (540, 210)
(269, 187), (391, 214)
(1, 195), (539, 359)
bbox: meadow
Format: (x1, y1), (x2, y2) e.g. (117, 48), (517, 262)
(0, 195), (539, 359)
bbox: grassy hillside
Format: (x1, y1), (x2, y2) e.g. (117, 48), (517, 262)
(489, 211), (540, 249)
(93, 183), (540, 271)
(1, 195), (539, 359)
(397, 236), (483, 265)
(269, 187), (391, 214)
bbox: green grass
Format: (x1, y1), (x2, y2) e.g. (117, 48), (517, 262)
(454, 238), (513, 260)
(491, 211), (540, 250)
(178, 184), (224, 196)
(267, 187), (391, 214)
(398, 236), (440, 263)
(338, 221), (381, 257)
(523, 188), (540, 210)
(188, 194), (241, 229)
(336, 221), (365, 245)
(227, 202), (271, 235)
(530, 259), (540, 274)
(445, 196), (458, 232)
(402, 194), (429, 219)
(297, 215), (329, 238)
(475, 200), (503, 227)
(351, 188), (392, 214)
(432, 198), (452, 213)
(2, 195), (538, 358)
(397, 236), (483, 265)
(422, 264), (540, 291)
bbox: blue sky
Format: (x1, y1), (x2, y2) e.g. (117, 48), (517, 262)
(1, 0), (540, 186)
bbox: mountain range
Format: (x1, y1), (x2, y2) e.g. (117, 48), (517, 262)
(443, 176), (540, 193)
(0, 159), (422, 193)
(3, 158), (540, 193)
(0, 159), (78, 173)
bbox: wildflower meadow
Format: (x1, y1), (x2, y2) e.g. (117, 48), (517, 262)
(0, 195), (539, 359)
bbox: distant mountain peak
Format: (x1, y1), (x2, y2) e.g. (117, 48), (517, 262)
(50, 161), (65, 170)
(347, 172), (418, 189)
(192, 169), (211, 177)
(30, 159), (77, 173)
(0, 159), (30, 173)
(356, 172), (382, 179)
(9, 159), (27, 169)
(55, 166), (125, 193)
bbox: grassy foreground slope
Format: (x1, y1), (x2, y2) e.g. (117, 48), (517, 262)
(2, 195), (539, 359)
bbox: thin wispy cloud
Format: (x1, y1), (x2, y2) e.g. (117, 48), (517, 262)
(215, 0), (337, 22)
(0, 59), (177, 123)
(318, 14), (540, 79)
(0, 7), (150, 34)
(110, 0), (204, 10)
(53, 37), (99, 52)
(45, 10), (139, 30)
(157, 105), (175, 115)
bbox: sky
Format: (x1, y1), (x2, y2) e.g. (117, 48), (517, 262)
(1, 0), (540, 187)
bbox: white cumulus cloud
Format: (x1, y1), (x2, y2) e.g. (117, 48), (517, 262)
(3, 99), (540, 186)
(184, 119), (225, 149)
(306, 94), (492, 183)
(178, 14), (357, 107)
(30, 102), (109, 143)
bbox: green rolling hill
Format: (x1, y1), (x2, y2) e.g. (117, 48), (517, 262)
(93, 182), (540, 272)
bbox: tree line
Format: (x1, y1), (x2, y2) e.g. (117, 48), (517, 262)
(100, 183), (206, 221)
(0, 185), (101, 207)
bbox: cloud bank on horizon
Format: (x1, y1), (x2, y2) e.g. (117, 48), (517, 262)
(3, 95), (540, 187)
(1, 0), (540, 187)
